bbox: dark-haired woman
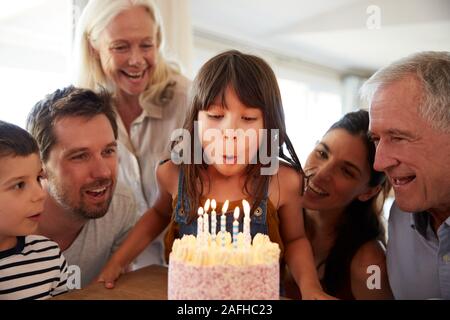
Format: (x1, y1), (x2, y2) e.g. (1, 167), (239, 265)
(287, 109), (393, 299)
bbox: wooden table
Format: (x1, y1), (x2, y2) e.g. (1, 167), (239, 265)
(53, 265), (168, 300)
(54, 264), (291, 300)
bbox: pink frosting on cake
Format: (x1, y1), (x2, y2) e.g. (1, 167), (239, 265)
(168, 260), (279, 300)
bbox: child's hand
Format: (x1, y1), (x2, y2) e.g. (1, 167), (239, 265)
(96, 259), (126, 289)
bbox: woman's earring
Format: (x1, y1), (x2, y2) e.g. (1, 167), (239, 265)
(302, 170), (316, 195)
(302, 175), (310, 194)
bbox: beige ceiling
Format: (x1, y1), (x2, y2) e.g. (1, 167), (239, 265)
(1, 0), (449, 77)
(191, 0), (450, 75)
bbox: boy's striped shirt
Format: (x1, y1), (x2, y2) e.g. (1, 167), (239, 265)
(0, 235), (68, 300)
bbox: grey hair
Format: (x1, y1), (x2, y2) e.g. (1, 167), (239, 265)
(360, 51), (450, 132)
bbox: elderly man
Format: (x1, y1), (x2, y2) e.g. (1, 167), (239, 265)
(26, 86), (138, 288)
(362, 51), (450, 299)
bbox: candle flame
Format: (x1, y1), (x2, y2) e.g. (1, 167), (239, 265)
(222, 200), (229, 214)
(233, 206), (240, 220)
(211, 199), (217, 210)
(204, 198), (211, 212)
(242, 199), (250, 217)
(197, 207), (204, 216)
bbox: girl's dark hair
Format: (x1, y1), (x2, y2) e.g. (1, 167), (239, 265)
(178, 50), (303, 219)
(320, 109), (389, 297)
(0, 120), (39, 158)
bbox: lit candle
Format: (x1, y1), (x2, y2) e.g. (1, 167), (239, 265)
(197, 207), (204, 238)
(221, 200), (229, 247)
(233, 207), (240, 249)
(203, 199), (210, 235)
(242, 199), (251, 245)
(211, 199), (217, 240)
(204, 198), (211, 213)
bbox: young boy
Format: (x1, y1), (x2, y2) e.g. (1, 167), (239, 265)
(0, 120), (67, 299)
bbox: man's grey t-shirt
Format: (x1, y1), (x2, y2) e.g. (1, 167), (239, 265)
(63, 183), (138, 287)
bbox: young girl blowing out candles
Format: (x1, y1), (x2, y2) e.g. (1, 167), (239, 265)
(97, 50), (333, 299)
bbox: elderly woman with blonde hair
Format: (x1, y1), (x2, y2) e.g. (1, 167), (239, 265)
(73, 0), (191, 268)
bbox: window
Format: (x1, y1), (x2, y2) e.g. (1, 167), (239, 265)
(0, 0), (73, 128)
(279, 78), (342, 163)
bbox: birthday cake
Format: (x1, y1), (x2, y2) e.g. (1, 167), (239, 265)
(168, 199), (280, 300)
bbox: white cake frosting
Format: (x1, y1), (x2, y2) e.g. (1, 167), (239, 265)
(168, 232), (280, 300)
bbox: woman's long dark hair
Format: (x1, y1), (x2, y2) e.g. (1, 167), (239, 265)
(319, 109), (389, 297)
